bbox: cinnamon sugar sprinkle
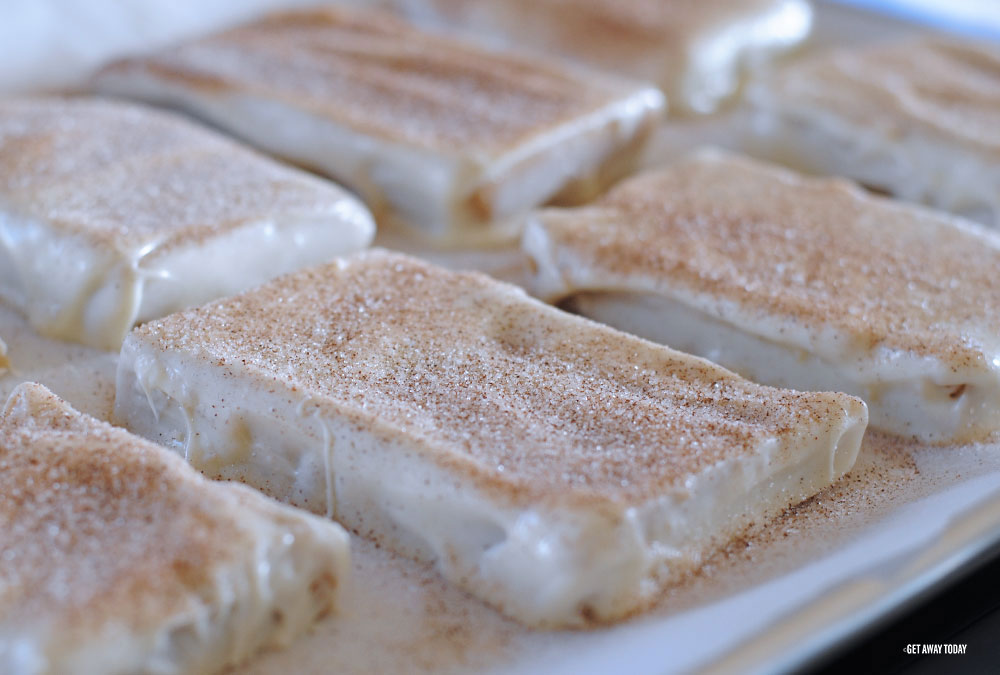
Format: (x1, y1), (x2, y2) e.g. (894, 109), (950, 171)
(532, 151), (1000, 369)
(765, 35), (1000, 152)
(99, 5), (644, 155)
(244, 432), (1000, 675)
(243, 537), (521, 675)
(652, 431), (923, 612)
(0, 97), (358, 254)
(132, 249), (863, 505)
(0, 383), (315, 639)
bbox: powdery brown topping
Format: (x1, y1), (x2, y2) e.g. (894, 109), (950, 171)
(133, 250), (861, 504)
(532, 151), (1000, 370)
(650, 431), (923, 614)
(100, 6), (639, 155)
(764, 36), (1000, 151)
(0, 97), (358, 254)
(0, 384), (270, 639)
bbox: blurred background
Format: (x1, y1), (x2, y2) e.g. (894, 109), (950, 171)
(1, 0), (999, 94)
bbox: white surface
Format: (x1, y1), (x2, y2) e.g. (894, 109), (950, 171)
(2, 2), (1000, 674)
(0, 0), (330, 93)
(0, 303), (117, 422)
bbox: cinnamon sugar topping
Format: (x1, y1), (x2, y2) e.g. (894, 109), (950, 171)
(0, 97), (360, 254)
(763, 36), (1000, 152)
(98, 6), (645, 155)
(0, 384), (251, 633)
(0, 383), (348, 664)
(527, 151), (1000, 370)
(132, 250), (864, 503)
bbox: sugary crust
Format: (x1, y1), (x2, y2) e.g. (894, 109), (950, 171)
(0, 97), (363, 255)
(0, 383), (342, 651)
(96, 6), (648, 156)
(130, 249), (864, 505)
(759, 35), (1000, 152)
(527, 151), (1000, 371)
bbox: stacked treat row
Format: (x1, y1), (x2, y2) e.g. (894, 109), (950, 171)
(2, 2), (999, 673)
